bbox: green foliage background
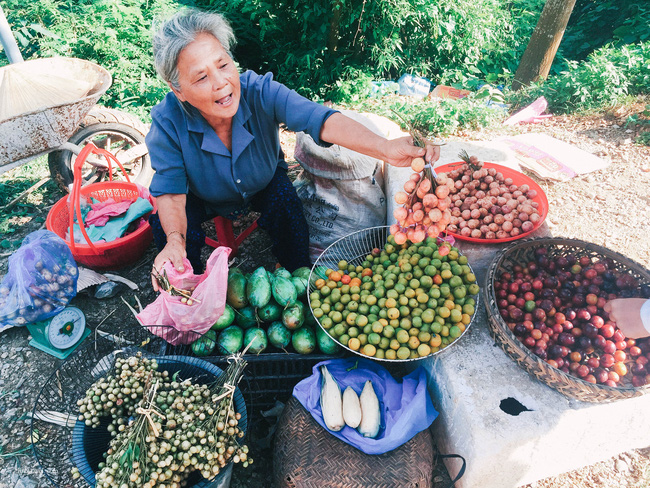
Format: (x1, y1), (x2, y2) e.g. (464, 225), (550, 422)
(0, 0), (649, 127)
(205, 0), (543, 100)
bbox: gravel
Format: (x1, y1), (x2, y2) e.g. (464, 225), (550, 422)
(0, 106), (649, 487)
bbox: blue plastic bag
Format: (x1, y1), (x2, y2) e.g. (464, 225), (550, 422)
(0, 230), (78, 330)
(293, 357), (438, 454)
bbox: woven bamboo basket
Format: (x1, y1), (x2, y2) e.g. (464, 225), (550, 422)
(273, 397), (434, 488)
(485, 237), (650, 403)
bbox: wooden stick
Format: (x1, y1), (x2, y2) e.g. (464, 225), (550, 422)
(0, 177), (50, 211)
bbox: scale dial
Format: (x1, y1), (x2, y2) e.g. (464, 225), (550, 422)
(46, 307), (86, 350)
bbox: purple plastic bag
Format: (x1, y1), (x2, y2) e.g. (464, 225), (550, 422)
(0, 230), (78, 331)
(293, 357), (438, 454)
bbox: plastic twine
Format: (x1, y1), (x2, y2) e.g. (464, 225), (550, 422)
(135, 380), (166, 437)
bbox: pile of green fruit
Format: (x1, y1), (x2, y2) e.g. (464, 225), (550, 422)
(189, 266), (340, 357)
(309, 235), (479, 360)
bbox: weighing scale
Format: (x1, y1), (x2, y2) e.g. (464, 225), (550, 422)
(26, 307), (91, 359)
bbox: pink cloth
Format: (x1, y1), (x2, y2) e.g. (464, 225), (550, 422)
(85, 199), (133, 226)
(503, 96), (552, 126)
(136, 246), (231, 345)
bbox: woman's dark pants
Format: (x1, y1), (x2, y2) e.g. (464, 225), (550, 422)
(149, 167), (311, 273)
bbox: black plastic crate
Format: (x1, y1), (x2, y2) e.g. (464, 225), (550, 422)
(205, 352), (343, 415)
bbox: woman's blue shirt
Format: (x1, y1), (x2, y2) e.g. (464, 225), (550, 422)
(146, 70), (337, 216)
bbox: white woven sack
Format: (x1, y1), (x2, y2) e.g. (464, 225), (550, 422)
(294, 110), (407, 262)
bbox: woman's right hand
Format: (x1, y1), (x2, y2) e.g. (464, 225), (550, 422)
(151, 235), (187, 291)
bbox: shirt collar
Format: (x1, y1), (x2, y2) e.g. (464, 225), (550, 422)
(183, 96), (254, 158)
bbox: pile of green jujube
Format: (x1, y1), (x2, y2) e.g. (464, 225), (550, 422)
(74, 353), (251, 488)
(309, 235), (479, 360)
(189, 266), (341, 357)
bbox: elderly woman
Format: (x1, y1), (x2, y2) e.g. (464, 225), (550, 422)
(147, 10), (439, 287)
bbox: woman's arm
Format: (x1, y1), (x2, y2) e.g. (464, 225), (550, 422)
(151, 193), (188, 291)
(319, 112), (440, 167)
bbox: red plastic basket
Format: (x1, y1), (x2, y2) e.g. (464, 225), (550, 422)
(434, 161), (548, 244)
(46, 143), (156, 269)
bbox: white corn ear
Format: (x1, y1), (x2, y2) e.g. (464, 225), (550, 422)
(320, 365), (344, 431)
(342, 386), (362, 429)
(358, 380), (381, 438)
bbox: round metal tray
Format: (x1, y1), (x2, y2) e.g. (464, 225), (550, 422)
(307, 226), (478, 362)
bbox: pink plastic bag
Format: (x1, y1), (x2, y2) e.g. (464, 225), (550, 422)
(503, 96), (552, 126)
(136, 246), (231, 345)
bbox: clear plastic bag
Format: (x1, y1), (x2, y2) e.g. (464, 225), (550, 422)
(136, 247), (231, 345)
(0, 230), (78, 331)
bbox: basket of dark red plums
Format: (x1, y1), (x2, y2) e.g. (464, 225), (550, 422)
(485, 237), (650, 403)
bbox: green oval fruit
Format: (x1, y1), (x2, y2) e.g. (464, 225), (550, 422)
(310, 266), (328, 286)
(217, 326), (243, 355)
(243, 327), (268, 355)
(282, 301), (305, 330)
(212, 303), (236, 331)
(247, 267), (272, 308)
(292, 266), (311, 281)
(191, 330), (217, 357)
(272, 275), (298, 307)
(316, 327), (341, 355)
(267, 321), (292, 349)
(303, 309), (318, 328)
(292, 327), (316, 354)
(291, 276), (308, 299)
(235, 305), (259, 329)
(274, 268), (292, 280)
(226, 272), (248, 309)
(258, 299), (282, 323)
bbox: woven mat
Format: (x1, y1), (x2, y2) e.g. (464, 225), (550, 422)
(273, 397), (434, 488)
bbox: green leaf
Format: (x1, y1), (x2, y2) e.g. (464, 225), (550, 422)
(120, 445), (132, 465)
(29, 23), (60, 39)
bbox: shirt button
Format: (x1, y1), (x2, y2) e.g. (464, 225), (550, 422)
(236, 179), (242, 184)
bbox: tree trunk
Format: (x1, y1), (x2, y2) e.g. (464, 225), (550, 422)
(512, 0), (576, 91)
(327, 0), (344, 54)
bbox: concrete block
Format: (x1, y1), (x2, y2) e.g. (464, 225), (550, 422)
(385, 145), (650, 487)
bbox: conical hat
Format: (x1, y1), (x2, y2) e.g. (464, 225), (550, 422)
(0, 62), (93, 120)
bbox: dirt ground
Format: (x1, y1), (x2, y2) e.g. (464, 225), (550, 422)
(0, 104), (649, 488)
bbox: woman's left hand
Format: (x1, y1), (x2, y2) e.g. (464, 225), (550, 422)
(382, 136), (441, 167)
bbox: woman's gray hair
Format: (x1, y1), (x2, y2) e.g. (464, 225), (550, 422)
(153, 9), (236, 89)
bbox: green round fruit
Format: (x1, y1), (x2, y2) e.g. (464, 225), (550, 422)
(235, 305), (259, 329)
(191, 330), (217, 357)
(226, 272), (248, 309)
(267, 321), (292, 349)
(282, 301), (305, 330)
(258, 300), (282, 322)
(274, 268), (292, 280)
(316, 327), (341, 355)
(292, 327), (316, 354)
(243, 327), (268, 354)
(291, 276), (308, 299)
(292, 266), (312, 281)
(247, 266), (272, 308)
(212, 303), (236, 331)
(272, 275), (298, 306)
(217, 326), (244, 355)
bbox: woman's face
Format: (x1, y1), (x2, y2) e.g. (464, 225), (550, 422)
(172, 32), (240, 127)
